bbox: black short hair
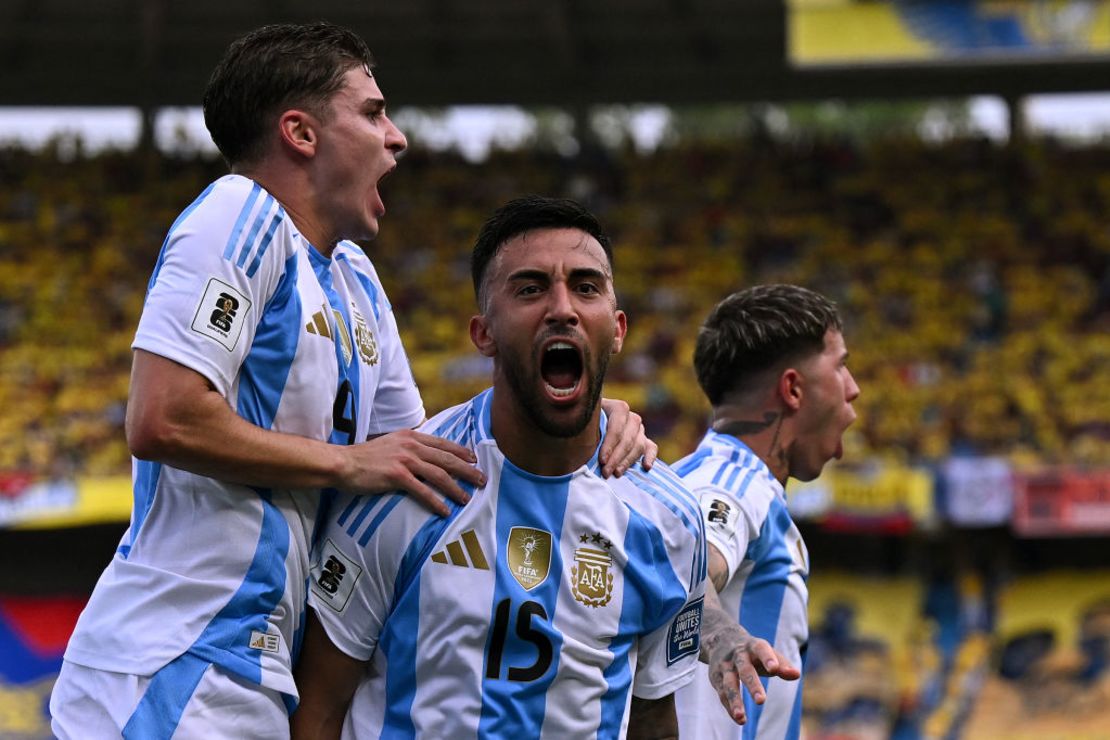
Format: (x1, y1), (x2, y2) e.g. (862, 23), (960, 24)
(470, 196), (613, 306)
(203, 21), (374, 167)
(694, 284), (842, 405)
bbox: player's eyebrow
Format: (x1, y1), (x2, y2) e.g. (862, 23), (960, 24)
(364, 97), (386, 114)
(507, 267), (609, 283)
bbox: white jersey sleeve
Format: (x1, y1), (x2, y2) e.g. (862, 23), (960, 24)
(700, 481), (768, 580)
(617, 466), (709, 701)
(134, 176), (292, 395)
(308, 492), (434, 661)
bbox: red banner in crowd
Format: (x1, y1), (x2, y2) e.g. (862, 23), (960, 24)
(1013, 469), (1110, 536)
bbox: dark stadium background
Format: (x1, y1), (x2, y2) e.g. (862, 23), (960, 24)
(2, 2), (1110, 738)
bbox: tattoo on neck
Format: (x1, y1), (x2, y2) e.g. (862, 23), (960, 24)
(769, 413), (785, 463)
(715, 412), (778, 437)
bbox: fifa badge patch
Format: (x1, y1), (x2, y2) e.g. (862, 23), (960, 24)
(311, 539), (362, 612)
(507, 527), (552, 591)
(571, 531), (615, 608)
(191, 278), (251, 351)
(667, 597), (703, 665)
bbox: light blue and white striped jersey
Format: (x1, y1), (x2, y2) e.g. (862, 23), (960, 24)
(309, 389), (708, 739)
(673, 431), (809, 740)
(64, 175), (424, 701)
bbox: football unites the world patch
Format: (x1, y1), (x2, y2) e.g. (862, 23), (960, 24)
(666, 596), (703, 665)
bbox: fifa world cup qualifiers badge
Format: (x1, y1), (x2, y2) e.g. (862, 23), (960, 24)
(191, 277), (252, 351)
(311, 539), (363, 613)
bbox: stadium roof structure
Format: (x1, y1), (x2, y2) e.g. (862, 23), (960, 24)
(3, 0), (1110, 109)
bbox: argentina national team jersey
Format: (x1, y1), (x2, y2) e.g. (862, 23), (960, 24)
(309, 389), (707, 739)
(63, 175), (424, 702)
(673, 431), (809, 740)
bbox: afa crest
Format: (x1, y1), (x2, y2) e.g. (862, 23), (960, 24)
(507, 527), (552, 591)
(571, 532), (615, 608)
(351, 309), (379, 366)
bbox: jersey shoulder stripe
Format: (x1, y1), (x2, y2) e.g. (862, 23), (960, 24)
(222, 188), (286, 279)
(622, 465), (707, 587)
(334, 247), (387, 321)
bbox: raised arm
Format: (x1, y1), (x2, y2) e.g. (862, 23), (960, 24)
(127, 350), (483, 515)
(290, 612), (366, 739)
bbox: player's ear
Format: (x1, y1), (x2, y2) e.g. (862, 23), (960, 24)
(470, 315), (497, 357)
(278, 109), (318, 158)
(610, 310), (627, 355)
(778, 367), (803, 412)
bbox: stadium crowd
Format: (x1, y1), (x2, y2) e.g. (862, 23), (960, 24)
(2, 132), (1109, 738)
(2, 135), (1107, 478)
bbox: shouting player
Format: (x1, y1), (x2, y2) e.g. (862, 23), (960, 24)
(675, 284), (860, 739)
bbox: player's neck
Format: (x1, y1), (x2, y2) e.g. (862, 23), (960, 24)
(236, 164), (336, 257)
(488, 392), (601, 477)
(711, 405), (792, 486)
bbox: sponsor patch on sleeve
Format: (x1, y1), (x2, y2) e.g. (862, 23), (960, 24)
(310, 538), (362, 613)
(191, 278), (251, 351)
(666, 596), (703, 665)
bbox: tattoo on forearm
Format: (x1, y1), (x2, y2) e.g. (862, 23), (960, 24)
(714, 412), (778, 437)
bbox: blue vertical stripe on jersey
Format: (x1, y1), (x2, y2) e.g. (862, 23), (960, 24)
(379, 507), (465, 737)
(597, 507), (686, 736)
(597, 629), (635, 740)
(222, 182), (262, 261)
(119, 460), (163, 558)
(474, 389), (495, 443)
(122, 650), (209, 740)
(187, 490), (290, 683)
(236, 254), (301, 430)
(624, 468), (706, 588)
(246, 211), (286, 279)
(737, 497), (795, 737)
(309, 246), (363, 447)
(785, 671), (805, 739)
(146, 182), (218, 295)
(336, 252), (385, 321)
(236, 193), (275, 270)
(477, 464), (571, 737)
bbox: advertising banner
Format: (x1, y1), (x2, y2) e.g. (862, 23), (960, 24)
(1013, 469), (1110, 536)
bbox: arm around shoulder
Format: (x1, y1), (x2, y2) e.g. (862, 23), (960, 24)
(126, 349), (349, 489)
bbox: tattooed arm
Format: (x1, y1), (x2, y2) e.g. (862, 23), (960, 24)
(700, 545), (801, 725)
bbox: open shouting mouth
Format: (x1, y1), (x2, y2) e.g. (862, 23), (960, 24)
(541, 339), (584, 402)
